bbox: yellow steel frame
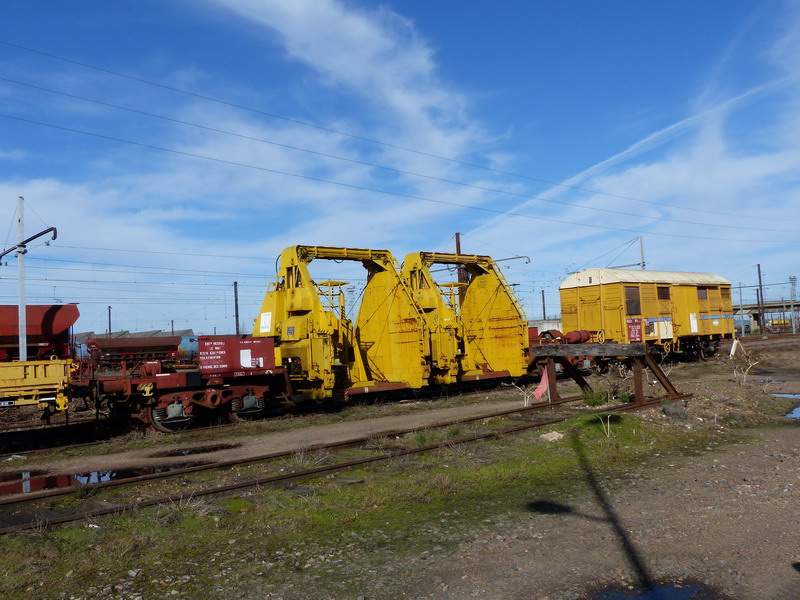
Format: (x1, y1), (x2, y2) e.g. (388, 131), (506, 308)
(253, 246), (429, 399)
(0, 358), (72, 410)
(403, 252), (528, 379)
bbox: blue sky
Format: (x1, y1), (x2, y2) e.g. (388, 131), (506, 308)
(1, 0), (799, 334)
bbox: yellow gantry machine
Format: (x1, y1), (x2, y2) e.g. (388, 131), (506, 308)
(252, 246), (528, 401)
(253, 246), (428, 400)
(401, 252), (528, 383)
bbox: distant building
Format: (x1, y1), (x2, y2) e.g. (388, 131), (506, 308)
(528, 318), (563, 334)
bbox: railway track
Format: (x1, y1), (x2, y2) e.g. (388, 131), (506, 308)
(733, 333), (800, 351)
(0, 395), (353, 455)
(0, 394), (667, 536)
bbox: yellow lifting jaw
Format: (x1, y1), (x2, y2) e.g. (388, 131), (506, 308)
(402, 251), (528, 380)
(296, 245), (394, 265)
(418, 252), (493, 270)
(254, 245), (431, 400)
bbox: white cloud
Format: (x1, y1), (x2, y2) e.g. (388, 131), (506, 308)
(0, 0), (514, 331)
(467, 3), (800, 297)
(208, 0), (478, 151)
(0, 148), (25, 160)
(3, 0), (799, 330)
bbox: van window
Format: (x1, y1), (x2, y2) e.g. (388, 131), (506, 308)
(697, 287), (708, 300)
(657, 286), (670, 300)
(625, 286), (641, 315)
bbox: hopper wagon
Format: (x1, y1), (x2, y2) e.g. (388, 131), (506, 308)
(0, 304), (77, 413)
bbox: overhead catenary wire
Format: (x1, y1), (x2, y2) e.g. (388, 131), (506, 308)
(25, 255), (271, 278)
(569, 237), (639, 273)
(2, 113), (798, 246)
(2, 76), (796, 234)
(2, 205), (16, 252)
(1, 37), (793, 330)
(1, 39), (795, 225)
(604, 238), (640, 268)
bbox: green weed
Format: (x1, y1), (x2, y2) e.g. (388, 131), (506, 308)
(583, 390), (609, 406)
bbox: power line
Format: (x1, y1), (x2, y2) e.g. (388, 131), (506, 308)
(54, 245), (269, 261)
(1, 38), (795, 224)
(2, 112), (798, 245)
(0, 280), (267, 299)
(20, 256), (389, 285)
(26, 255), (270, 278)
(4, 76), (796, 233)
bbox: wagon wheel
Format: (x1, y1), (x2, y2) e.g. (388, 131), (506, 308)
(596, 330), (606, 344)
(662, 340), (672, 356)
(148, 402), (192, 433)
(228, 406), (262, 423)
(228, 392), (266, 422)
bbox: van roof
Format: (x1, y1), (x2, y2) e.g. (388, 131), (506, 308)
(560, 268), (730, 289)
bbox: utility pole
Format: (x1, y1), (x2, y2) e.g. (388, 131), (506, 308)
(233, 281), (240, 335)
(639, 235), (645, 270)
(16, 197), (26, 360)
(738, 283), (745, 336)
(0, 197), (57, 361)
(756, 289), (762, 333)
(107, 306), (112, 337)
(790, 276), (797, 335)
(541, 290), (546, 320)
(757, 264), (765, 334)
(454, 232), (467, 304)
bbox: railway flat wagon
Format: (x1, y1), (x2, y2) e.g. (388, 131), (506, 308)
(559, 268), (734, 355)
(75, 335), (284, 432)
(0, 359), (72, 410)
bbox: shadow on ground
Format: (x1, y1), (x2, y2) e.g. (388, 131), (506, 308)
(525, 426), (730, 600)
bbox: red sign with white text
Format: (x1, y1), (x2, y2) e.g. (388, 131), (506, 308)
(626, 318), (643, 342)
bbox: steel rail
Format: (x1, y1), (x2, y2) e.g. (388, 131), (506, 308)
(0, 393), (583, 507)
(0, 397), (664, 535)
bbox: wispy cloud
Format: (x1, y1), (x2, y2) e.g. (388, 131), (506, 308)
(467, 3), (800, 292)
(2, 0), (798, 330)
(0, 149), (25, 160)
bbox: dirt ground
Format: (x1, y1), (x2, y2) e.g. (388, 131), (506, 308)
(376, 422), (800, 600)
(3, 338), (800, 600)
(274, 340), (800, 600)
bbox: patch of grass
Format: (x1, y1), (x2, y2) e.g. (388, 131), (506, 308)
(54, 525), (91, 544)
(413, 429), (434, 446)
(177, 514), (209, 532)
(583, 390), (609, 406)
(0, 406), (749, 600)
(446, 423), (461, 438)
(618, 391), (635, 403)
(220, 497), (254, 513)
(279, 447), (331, 470)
